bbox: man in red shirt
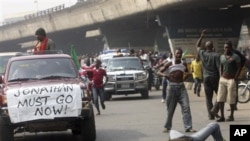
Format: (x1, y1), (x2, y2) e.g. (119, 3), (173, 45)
(91, 59), (108, 115)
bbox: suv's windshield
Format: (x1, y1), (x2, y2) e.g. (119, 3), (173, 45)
(7, 58), (77, 82)
(106, 58), (143, 71)
(101, 58), (109, 67)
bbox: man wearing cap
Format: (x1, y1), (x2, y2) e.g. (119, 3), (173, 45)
(34, 27), (55, 52)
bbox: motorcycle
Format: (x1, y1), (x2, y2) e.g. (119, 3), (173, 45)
(142, 60), (161, 90)
(237, 72), (250, 103)
(152, 68), (161, 90)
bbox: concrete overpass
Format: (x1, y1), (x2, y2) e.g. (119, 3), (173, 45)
(0, 0), (250, 55)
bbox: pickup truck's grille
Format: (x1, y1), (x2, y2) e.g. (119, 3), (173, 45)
(117, 83), (134, 88)
(116, 77), (134, 81)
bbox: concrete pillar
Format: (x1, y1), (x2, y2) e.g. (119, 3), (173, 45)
(241, 18), (250, 57)
(102, 35), (110, 50)
(100, 24), (159, 51)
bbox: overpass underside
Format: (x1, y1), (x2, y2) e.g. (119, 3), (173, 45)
(62, 7), (250, 55)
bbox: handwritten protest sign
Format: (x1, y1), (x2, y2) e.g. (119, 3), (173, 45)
(6, 84), (82, 123)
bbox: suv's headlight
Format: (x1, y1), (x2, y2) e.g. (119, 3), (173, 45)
(136, 72), (147, 80)
(108, 75), (116, 82)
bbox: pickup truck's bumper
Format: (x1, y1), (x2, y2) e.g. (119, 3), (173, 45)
(0, 101), (93, 133)
(104, 79), (148, 94)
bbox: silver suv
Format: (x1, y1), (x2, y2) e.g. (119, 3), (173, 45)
(104, 56), (148, 100)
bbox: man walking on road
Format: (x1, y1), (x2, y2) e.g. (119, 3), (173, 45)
(197, 29), (220, 120)
(157, 48), (196, 133)
(91, 59), (108, 115)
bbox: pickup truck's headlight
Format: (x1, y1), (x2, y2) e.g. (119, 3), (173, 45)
(0, 95), (7, 106)
(108, 75), (116, 82)
(136, 72), (147, 80)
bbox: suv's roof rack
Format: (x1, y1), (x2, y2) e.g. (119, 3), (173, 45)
(113, 54), (124, 58)
(15, 52), (31, 56)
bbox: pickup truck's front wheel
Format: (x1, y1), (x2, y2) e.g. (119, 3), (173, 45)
(0, 115), (13, 141)
(80, 105), (96, 141)
(141, 90), (149, 99)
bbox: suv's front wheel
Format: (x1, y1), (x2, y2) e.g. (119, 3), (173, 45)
(141, 90), (149, 99)
(0, 115), (13, 141)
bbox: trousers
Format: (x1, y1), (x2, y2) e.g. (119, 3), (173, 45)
(170, 122), (224, 141)
(164, 82), (193, 130)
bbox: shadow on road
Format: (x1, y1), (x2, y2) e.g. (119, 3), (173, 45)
(15, 131), (80, 141)
(96, 129), (146, 141)
(108, 92), (162, 101)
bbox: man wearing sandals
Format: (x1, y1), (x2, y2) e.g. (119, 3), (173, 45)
(216, 41), (241, 122)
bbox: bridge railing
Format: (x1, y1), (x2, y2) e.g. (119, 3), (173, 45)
(0, 0), (106, 26)
(24, 4), (65, 20)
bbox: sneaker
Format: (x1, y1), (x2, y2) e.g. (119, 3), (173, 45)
(96, 112), (100, 115)
(163, 128), (170, 133)
(216, 117), (225, 122)
(101, 103), (106, 110)
(226, 116), (234, 122)
(185, 128), (196, 132)
(210, 109), (220, 118)
(209, 116), (215, 120)
(161, 99), (165, 103)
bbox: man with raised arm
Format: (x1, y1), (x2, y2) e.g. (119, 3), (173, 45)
(196, 29), (220, 120)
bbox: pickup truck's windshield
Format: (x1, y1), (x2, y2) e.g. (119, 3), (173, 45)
(106, 58), (143, 71)
(7, 58), (77, 82)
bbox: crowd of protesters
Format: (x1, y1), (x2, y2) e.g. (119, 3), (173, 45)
(68, 27), (249, 141)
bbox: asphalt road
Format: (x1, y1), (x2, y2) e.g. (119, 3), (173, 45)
(14, 87), (250, 141)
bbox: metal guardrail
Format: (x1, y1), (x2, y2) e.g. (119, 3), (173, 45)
(0, 4), (65, 26)
(24, 4), (65, 20)
(0, 0), (105, 26)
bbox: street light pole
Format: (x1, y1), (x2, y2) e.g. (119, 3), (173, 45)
(34, 0), (39, 12)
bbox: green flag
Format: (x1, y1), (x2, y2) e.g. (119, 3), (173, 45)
(70, 45), (80, 69)
(182, 48), (189, 58)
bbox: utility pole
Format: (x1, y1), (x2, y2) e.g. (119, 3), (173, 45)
(34, 0), (39, 13)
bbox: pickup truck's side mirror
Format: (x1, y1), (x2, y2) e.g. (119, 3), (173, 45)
(0, 76), (3, 84)
(144, 65), (150, 70)
(0, 76), (3, 89)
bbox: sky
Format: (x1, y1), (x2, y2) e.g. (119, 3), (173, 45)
(0, 0), (77, 23)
